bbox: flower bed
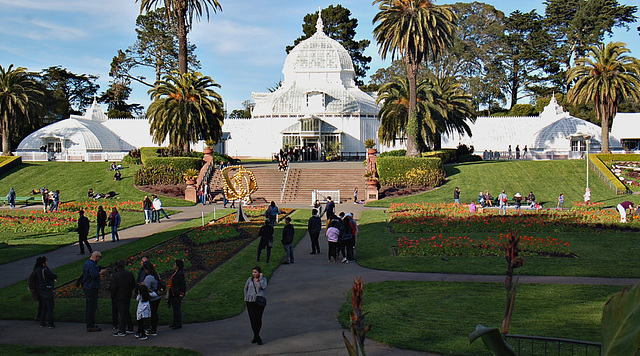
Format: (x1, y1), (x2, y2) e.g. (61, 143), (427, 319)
(55, 206), (293, 298)
(388, 203), (631, 234)
(607, 161), (640, 191)
(397, 234), (573, 257)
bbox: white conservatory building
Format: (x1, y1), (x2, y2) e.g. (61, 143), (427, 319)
(221, 13), (380, 159)
(441, 96), (623, 158)
(14, 98), (162, 162)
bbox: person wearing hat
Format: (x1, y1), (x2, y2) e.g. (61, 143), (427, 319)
(513, 193), (523, 210)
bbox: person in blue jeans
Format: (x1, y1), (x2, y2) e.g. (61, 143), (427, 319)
(83, 251), (106, 332)
(169, 260), (186, 329)
(281, 217), (294, 264)
(49, 190), (60, 212)
(109, 208), (121, 241)
(152, 195), (170, 223)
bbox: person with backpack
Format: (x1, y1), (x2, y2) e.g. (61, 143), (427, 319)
(341, 215), (355, 263)
(142, 263), (163, 336)
(135, 284), (151, 340)
(28, 256), (46, 322)
(256, 219), (274, 263)
(265, 201), (279, 226)
(6, 187), (16, 208)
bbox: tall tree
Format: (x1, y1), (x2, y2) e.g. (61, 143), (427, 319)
(373, 0), (458, 157)
(147, 71), (224, 152)
(544, 0), (637, 90)
(567, 42), (640, 153)
(427, 75), (476, 150)
(498, 10), (552, 108)
(286, 5), (371, 86)
(38, 66), (99, 120)
(113, 8), (200, 88)
(0, 65), (43, 155)
(137, 0), (221, 74)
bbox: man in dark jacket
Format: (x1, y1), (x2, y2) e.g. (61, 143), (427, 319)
(83, 251), (106, 332)
(77, 210), (92, 255)
(38, 256), (57, 328)
(307, 209), (322, 255)
(281, 216), (294, 264)
(110, 260), (136, 336)
(325, 196), (335, 220)
(169, 259), (187, 329)
(256, 220), (274, 263)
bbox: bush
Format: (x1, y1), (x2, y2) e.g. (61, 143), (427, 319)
(122, 149), (142, 165)
(145, 157), (203, 173)
(457, 154), (483, 163)
(377, 156), (445, 187)
(378, 150), (406, 158)
(422, 149), (457, 164)
(134, 164), (183, 185)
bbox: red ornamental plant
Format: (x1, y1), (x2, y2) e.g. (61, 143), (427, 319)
(502, 230), (523, 335)
(343, 277), (372, 356)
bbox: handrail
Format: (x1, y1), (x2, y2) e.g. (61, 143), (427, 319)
(280, 164), (290, 204)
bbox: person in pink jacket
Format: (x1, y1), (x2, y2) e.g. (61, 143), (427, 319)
(325, 220), (340, 263)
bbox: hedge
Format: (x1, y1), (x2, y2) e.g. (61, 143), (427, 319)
(422, 149), (457, 164)
(144, 157), (203, 173)
(377, 156), (445, 187)
(591, 154), (640, 193)
(140, 147), (161, 165)
(134, 164), (183, 185)
(378, 150), (406, 158)
(0, 156), (22, 175)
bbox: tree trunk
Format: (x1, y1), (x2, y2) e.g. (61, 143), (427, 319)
(177, 7), (188, 74)
(405, 59), (420, 157)
(1, 115), (12, 156)
(601, 115), (611, 154)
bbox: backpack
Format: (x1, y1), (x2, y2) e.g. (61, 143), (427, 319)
(156, 277), (167, 295)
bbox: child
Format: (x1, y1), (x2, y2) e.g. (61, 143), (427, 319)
(469, 201), (476, 213)
(557, 193), (564, 210)
(136, 284), (152, 340)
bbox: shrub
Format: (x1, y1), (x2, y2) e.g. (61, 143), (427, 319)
(122, 149), (142, 165)
(422, 149), (457, 164)
(134, 164), (183, 185)
(378, 150), (406, 158)
(457, 154), (483, 163)
(145, 157), (202, 173)
(377, 156), (445, 187)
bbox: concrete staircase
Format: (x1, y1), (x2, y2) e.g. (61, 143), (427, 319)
(206, 163), (366, 206)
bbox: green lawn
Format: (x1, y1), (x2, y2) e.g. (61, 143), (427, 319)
(0, 161), (190, 206)
(339, 281), (619, 355)
(356, 210), (640, 278)
(367, 160), (622, 208)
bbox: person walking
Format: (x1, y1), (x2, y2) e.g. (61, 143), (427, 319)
(515, 145), (520, 159)
(83, 251), (106, 332)
(109, 207), (121, 242)
(110, 260), (136, 337)
(523, 145), (528, 159)
(325, 196), (335, 220)
(281, 216), (294, 264)
(498, 190), (508, 215)
(28, 256), (46, 322)
(37, 255), (57, 329)
(326, 220), (340, 262)
(169, 259), (186, 330)
(308, 209), (322, 255)
(96, 206), (107, 242)
(557, 193), (565, 210)
(41, 187), (49, 212)
(453, 187), (461, 207)
(49, 190), (60, 212)
(256, 219), (274, 263)
(152, 195), (170, 223)
(617, 201), (635, 223)
(77, 210), (92, 255)
(353, 187), (358, 204)
(243, 266), (267, 345)
(143, 196), (152, 224)
(7, 187), (16, 208)
(265, 201), (279, 226)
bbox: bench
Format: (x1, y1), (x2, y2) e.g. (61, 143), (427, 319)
(0, 196), (36, 206)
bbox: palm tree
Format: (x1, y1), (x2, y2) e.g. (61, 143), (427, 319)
(372, 0), (457, 157)
(0, 65), (43, 156)
(567, 41), (640, 153)
(147, 71), (224, 152)
(428, 75), (476, 150)
(376, 75), (475, 151)
(137, 0), (222, 74)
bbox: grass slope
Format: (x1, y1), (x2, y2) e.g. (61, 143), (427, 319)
(0, 161), (190, 206)
(367, 160), (621, 208)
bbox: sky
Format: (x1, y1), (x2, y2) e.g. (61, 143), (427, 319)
(1, 0), (638, 114)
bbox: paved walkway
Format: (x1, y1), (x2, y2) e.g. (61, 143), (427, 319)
(0, 202), (637, 355)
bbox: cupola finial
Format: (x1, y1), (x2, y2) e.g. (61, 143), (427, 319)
(316, 7), (323, 34)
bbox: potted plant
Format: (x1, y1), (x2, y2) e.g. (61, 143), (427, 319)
(183, 168), (199, 185)
(203, 139), (216, 155)
(364, 139), (377, 154)
(363, 169), (379, 188)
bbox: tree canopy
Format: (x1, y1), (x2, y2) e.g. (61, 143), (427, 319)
(37, 66), (99, 120)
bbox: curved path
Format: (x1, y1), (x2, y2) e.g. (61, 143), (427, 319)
(0, 202), (637, 355)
